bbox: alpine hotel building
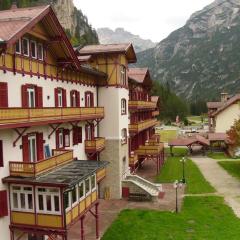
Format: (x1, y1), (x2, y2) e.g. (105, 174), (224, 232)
(0, 4), (163, 240)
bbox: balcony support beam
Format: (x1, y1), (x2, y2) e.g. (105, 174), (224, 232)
(48, 123), (62, 139)
(13, 127), (29, 147)
(80, 215), (85, 240)
(89, 202), (100, 240)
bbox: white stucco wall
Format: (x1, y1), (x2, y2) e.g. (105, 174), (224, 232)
(215, 103), (240, 132)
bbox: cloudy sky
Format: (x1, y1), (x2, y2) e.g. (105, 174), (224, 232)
(73, 0), (214, 42)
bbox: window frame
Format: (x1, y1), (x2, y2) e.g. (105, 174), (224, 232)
(78, 181), (85, 201)
(36, 187), (61, 215)
(85, 177), (91, 196)
(91, 174), (96, 192)
(11, 185), (34, 212)
(120, 65), (127, 86)
(30, 40), (37, 59)
(15, 39), (21, 54)
(121, 98), (127, 115)
(37, 43), (44, 61)
(22, 38), (30, 57)
(121, 128), (127, 145)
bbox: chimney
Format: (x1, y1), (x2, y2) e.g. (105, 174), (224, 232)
(221, 92), (228, 102)
(11, 1), (18, 10)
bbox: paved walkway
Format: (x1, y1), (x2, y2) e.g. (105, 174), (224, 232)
(191, 156), (240, 217)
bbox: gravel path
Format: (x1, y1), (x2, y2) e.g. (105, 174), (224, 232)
(191, 156), (240, 217)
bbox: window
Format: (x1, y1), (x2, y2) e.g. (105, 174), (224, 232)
(85, 91), (94, 107)
(38, 43), (44, 60)
(121, 98), (127, 115)
(70, 90), (80, 107)
(64, 192), (71, 211)
(85, 124), (94, 141)
(11, 185), (33, 212)
(56, 129), (70, 149)
(78, 182), (85, 201)
(120, 65), (126, 86)
(58, 89), (63, 107)
(28, 135), (37, 163)
(121, 128), (127, 144)
(22, 38), (29, 56)
(58, 129), (64, 149)
(15, 39), (21, 54)
(30, 40), (37, 59)
(72, 186), (78, 206)
(91, 174), (96, 191)
(85, 178), (91, 196)
(37, 187), (60, 214)
(0, 190), (8, 217)
(27, 87), (36, 108)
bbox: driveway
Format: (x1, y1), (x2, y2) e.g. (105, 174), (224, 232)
(191, 156), (240, 217)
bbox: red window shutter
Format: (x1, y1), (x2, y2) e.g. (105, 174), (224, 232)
(70, 90), (74, 107)
(63, 89), (67, 107)
(56, 129), (60, 149)
(91, 92), (94, 107)
(0, 82), (8, 108)
(36, 87), (43, 108)
(37, 132), (44, 161)
(76, 91), (80, 107)
(64, 129), (70, 147)
(21, 85), (28, 108)
(78, 127), (82, 143)
(54, 88), (58, 107)
(0, 190), (8, 217)
(84, 92), (88, 107)
(0, 140), (3, 167)
(73, 127), (78, 145)
(22, 135), (29, 162)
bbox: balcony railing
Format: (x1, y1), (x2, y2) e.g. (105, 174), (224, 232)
(129, 152), (138, 165)
(85, 137), (105, 153)
(129, 119), (158, 134)
(97, 168), (107, 182)
(0, 107), (104, 129)
(135, 143), (164, 156)
(129, 100), (156, 110)
(9, 150), (73, 177)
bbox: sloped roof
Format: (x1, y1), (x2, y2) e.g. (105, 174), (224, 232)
(128, 68), (149, 83)
(207, 102), (223, 109)
(0, 5), (50, 44)
(79, 43), (137, 63)
(213, 94), (240, 116)
(208, 133), (228, 142)
(169, 135), (210, 147)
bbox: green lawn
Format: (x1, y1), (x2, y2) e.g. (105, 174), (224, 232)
(102, 196), (240, 240)
(207, 152), (240, 161)
(165, 147), (189, 156)
(156, 156), (215, 194)
(156, 129), (177, 142)
(218, 161), (240, 180)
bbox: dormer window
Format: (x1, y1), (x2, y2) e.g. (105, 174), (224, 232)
(15, 39), (21, 54)
(38, 43), (43, 61)
(30, 40), (37, 59)
(22, 38), (29, 56)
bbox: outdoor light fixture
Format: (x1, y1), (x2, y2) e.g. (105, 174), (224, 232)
(180, 157), (186, 183)
(173, 180), (183, 213)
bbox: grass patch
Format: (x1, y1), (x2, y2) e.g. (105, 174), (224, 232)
(207, 152), (228, 160)
(102, 196), (240, 240)
(155, 129), (177, 142)
(156, 156), (215, 194)
(218, 161), (240, 180)
(165, 147), (188, 156)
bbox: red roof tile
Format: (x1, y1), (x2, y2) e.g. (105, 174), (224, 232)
(169, 135), (209, 146)
(0, 5), (49, 42)
(128, 68), (149, 83)
(208, 133), (228, 141)
(207, 102), (223, 109)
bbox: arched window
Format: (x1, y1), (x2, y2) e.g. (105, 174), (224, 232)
(121, 98), (127, 115)
(120, 65), (127, 86)
(121, 128), (127, 144)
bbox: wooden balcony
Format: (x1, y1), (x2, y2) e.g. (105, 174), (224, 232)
(152, 110), (160, 117)
(9, 150), (73, 177)
(96, 167), (107, 182)
(85, 137), (105, 153)
(135, 143), (164, 156)
(0, 107), (104, 129)
(129, 119), (158, 134)
(129, 100), (156, 110)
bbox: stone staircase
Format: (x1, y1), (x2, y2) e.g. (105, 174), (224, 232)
(122, 175), (163, 201)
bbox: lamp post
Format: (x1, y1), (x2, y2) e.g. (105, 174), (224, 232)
(173, 180), (183, 213)
(180, 157), (186, 183)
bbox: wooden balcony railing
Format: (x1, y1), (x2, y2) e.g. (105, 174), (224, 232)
(97, 168), (107, 182)
(129, 152), (138, 165)
(9, 150), (73, 177)
(0, 107), (104, 129)
(129, 119), (158, 134)
(152, 110), (160, 117)
(129, 100), (156, 110)
(85, 137), (106, 153)
(135, 143), (164, 156)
